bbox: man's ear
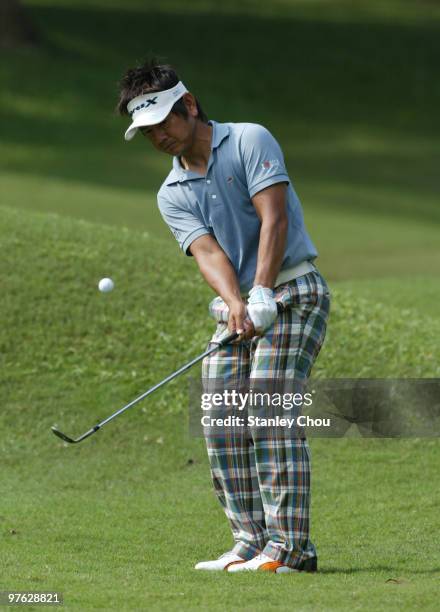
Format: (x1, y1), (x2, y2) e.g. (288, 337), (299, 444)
(183, 93), (199, 118)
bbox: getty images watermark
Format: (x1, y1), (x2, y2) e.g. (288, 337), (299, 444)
(199, 388), (324, 431)
(188, 378), (440, 438)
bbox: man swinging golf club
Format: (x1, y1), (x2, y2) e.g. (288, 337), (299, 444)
(117, 59), (330, 574)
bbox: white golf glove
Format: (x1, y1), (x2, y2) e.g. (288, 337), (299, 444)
(247, 285), (278, 333)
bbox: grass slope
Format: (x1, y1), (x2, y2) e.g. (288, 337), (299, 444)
(1, 207), (439, 610)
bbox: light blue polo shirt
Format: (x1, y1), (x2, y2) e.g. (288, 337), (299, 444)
(157, 120), (318, 292)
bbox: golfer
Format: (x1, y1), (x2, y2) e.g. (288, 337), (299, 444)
(117, 59), (330, 573)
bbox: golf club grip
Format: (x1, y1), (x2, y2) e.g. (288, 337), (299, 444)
(218, 302), (284, 347)
(217, 332), (239, 346)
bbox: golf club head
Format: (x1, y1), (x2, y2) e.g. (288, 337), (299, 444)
(51, 424), (101, 444)
(51, 426), (77, 444)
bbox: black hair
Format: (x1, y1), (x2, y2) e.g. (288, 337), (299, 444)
(116, 58), (208, 123)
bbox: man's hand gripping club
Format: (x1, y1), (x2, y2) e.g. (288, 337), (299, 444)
(227, 285), (278, 341)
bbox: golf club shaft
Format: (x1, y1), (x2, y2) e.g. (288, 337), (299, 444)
(98, 304), (283, 430)
(98, 330), (239, 428)
(52, 302), (284, 443)
(52, 330), (239, 442)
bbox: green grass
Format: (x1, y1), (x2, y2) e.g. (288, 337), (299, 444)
(1, 206), (440, 610)
(3, 437), (439, 611)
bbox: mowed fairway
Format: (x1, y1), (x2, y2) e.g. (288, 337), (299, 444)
(1, 0), (440, 610)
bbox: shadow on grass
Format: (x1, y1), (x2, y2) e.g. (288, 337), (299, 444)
(1, 3), (439, 220)
(319, 566), (440, 575)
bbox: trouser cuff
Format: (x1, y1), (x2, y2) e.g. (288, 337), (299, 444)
(232, 541), (263, 561)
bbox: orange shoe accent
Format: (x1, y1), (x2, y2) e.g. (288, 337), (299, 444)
(224, 560), (246, 571)
(258, 561), (284, 572)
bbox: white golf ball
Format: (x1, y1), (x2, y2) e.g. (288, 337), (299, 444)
(98, 277), (114, 293)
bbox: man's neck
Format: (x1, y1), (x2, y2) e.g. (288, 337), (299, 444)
(180, 121), (213, 174)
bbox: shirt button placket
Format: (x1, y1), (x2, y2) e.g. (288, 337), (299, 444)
(206, 177), (217, 201)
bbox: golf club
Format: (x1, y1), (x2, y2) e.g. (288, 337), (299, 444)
(52, 330), (239, 444)
(52, 304), (284, 444)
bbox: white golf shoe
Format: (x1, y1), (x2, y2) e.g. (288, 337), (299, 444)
(194, 551), (246, 571)
(228, 553), (318, 574)
(227, 553), (297, 573)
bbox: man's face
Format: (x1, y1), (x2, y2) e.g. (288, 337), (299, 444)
(140, 111), (196, 157)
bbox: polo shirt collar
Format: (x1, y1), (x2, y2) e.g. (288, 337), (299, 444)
(210, 120), (230, 149)
(165, 120), (230, 185)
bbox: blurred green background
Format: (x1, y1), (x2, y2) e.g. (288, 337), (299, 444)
(2, 0), (439, 283)
(1, 1), (439, 610)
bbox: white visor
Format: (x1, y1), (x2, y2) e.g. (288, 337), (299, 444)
(124, 81), (188, 141)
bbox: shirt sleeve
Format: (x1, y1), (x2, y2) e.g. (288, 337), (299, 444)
(239, 123), (290, 198)
(157, 194), (210, 256)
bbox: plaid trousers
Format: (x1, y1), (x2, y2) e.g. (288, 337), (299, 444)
(201, 269), (330, 568)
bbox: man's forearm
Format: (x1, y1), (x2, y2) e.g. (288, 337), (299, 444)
(195, 249), (243, 306)
(253, 218), (288, 289)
